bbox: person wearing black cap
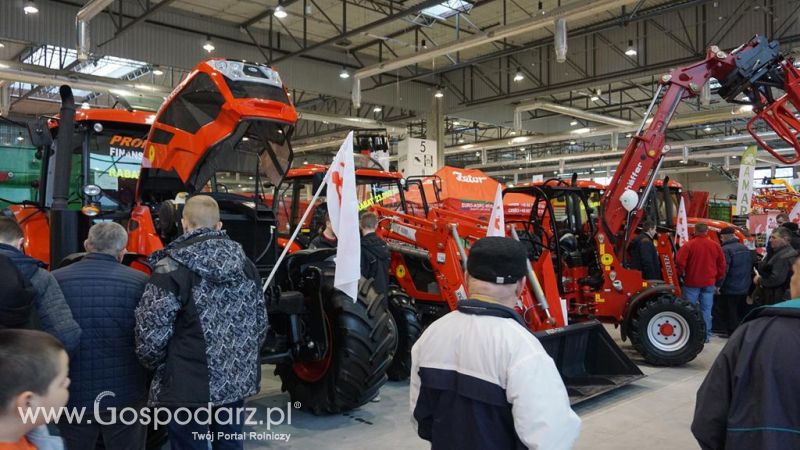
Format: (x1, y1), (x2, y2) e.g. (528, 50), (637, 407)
(410, 237), (580, 450)
(714, 227), (753, 335)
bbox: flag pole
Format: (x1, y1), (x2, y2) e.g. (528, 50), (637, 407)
(262, 169), (331, 293)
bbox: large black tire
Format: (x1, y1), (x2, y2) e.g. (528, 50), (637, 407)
(276, 278), (396, 415)
(629, 294), (705, 366)
(386, 286), (422, 381)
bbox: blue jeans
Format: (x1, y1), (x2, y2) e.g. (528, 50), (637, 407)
(683, 286), (714, 340)
(167, 400), (245, 450)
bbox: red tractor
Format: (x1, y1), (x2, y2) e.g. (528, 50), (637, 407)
(506, 35), (800, 365)
(20, 59), (396, 416)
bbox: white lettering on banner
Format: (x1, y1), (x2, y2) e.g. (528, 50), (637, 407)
(452, 171), (487, 184)
(625, 162), (644, 191)
(109, 147), (144, 160)
(391, 223), (417, 242)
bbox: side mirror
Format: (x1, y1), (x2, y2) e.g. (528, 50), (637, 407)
(27, 118), (53, 149)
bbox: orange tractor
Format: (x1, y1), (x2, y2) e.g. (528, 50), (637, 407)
(278, 159), (644, 403)
(17, 59), (396, 416)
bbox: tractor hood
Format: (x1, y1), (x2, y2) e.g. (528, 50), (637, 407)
(141, 59), (298, 192)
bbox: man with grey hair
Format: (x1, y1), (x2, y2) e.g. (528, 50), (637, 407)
(53, 222), (149, 450)
(756, 226), (799, 305)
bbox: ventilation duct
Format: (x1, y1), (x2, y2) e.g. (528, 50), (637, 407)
(76, 0), (115, 61)
(554, 18), (567, 63)
(351, 0), (638, 105)
(513, 101), (634, 130)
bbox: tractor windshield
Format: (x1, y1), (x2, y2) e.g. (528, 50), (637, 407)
(84, 123), (149, 210)
(277, 174), (403, 237)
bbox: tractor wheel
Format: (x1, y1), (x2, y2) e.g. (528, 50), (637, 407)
(276, 278), (396, 415)
(386, 286), (422, 381)
(629, 294), (705, 366)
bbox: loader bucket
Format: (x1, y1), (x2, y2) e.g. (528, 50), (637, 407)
(534, 321), (644, 405)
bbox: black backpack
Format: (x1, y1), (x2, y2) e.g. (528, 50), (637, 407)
(0, 254), (38, 329)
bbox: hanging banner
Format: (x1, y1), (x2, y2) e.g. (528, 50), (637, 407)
(735, 146), (758, 215)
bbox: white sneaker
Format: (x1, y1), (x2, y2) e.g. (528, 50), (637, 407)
(371, 392), (381, 402)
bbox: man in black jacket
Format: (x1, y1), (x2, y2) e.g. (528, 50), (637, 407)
(756, 227), (798, 305)
(714, 227), (753, 335)
(53, 222), (148, 450)
(359, 212), (390, 296)
(692, 256), (800, 450)
(628, 220), (662, 280)
(135, 195), (267, 449)
(0, 217), (80, 352)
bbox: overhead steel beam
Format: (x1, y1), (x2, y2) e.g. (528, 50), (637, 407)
(353, 0), (637, 82)
(97, 0), (179, 48)
(241, 0), (302, 28)
(272, 0), (444, 63)
(513, 101), (635, 129)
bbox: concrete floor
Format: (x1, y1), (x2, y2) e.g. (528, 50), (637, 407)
(243, 329), (725, 449)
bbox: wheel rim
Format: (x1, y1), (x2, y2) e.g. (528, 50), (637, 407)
(646, 311), (691, 352)
(292, 314), (333, 383)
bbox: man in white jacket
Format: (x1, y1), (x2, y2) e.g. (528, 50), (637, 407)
(410, 236), (581, 450)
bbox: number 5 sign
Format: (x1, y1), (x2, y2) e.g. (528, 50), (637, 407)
(398, 138), (438, 176)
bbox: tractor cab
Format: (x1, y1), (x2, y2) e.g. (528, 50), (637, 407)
(277, 141), (409, 250)
(6, 108), (153, 266)
(129, 59), (296, 273)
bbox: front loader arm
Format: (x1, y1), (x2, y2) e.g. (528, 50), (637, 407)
(601, 35), (800, 257)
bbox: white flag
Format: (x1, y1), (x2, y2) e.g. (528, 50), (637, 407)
(326, 132), (361, 301)
(676, 197), (689, 247)
(486, 184), (505, 237)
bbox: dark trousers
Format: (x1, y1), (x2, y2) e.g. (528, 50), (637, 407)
(58, 411), (146, 450)
(167, 400), (245, 450)
(713, 294), (748, 335)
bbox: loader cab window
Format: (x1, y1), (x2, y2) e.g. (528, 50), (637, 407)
(157, 72), (224, 134)
(550, 189), (599, 236)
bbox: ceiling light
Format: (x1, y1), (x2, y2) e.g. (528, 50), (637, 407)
(303, 160), (308, 165)
(457, 138), (465, 144)
(518, 167), (523, 171)
(738, 104), (753, 113)
(511, 136), (529, 143)
(373, 106), (382, 112)
(519, 147), (526, 152)
(513, 68), (524, 82)
(704, 125), (712, 132)
(463, 144), (474, 149)
(572, 127), (591, 134)
(570, 119), (578, 126)
(273, 5), (288, 18)
(0, 42), (4, 49)
(152, 67), (164, 76)
(242, 136), (249, 142)
(23, 0), (38, 14)
(16, 133), (24, 142)
(474, 151), (481, 157)
(510, 130), (517, 135)
(625, 40), (637, 57)
(590, 92), (600, 102)
(434, 88), (444, 98)
(569, 140), (577, 145)
(625, 133), (633, 138)
(339, 67), (350, 79)
(202, 37), (215, 53)
(452, 121), (460, 126)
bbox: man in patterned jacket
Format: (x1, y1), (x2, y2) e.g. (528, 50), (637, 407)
(135, 195), (267, 449)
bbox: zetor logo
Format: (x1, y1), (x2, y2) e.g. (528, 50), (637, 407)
(452, 171), (486, 184)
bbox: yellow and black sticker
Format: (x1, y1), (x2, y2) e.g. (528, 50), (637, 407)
(396, 265), (407, 278)
(147, 145), (156, 162)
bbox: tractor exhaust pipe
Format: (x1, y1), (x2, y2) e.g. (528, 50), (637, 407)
(50, 85), (79, 268)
